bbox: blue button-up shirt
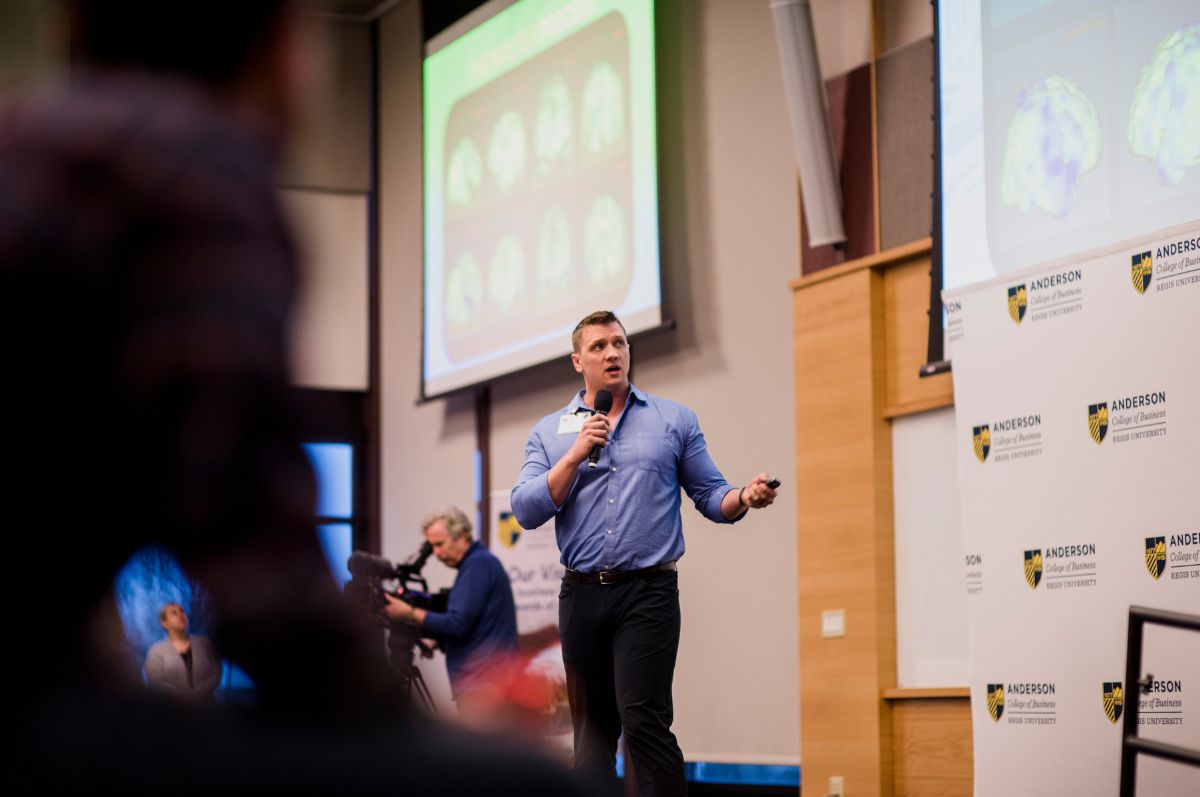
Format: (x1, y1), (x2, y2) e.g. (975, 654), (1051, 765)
(511, 385), (742, 571)
(419, 541), (517, 693)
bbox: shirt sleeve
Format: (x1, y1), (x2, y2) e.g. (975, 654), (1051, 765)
(144, 644), (171, 688)
(677, 408), (742, 525)
(420, 560), (488, 641)
(511, 425), (570, 530)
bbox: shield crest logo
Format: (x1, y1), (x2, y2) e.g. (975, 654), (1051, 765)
(1024, 549), (1043, 589)
(987, 684), (1005, 722)
(1131, 252), (1152, 295)
(1145, 536), (1166, 580)
(1007, 285), (1027, 324)
(497, 511), (523, 549)
(1088, 403), (1108, 445)
(973, 425), (991, 463)
(1103, 682), (1124, 724)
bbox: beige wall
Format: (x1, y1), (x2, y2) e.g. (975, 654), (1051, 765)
(281, 18), (373, 390)
(282, 18), (373, 193)
(380, 0), (801, 762)
(283, 189), (370, 390)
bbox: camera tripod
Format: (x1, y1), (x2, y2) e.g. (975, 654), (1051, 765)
(387, 623), (437, 713)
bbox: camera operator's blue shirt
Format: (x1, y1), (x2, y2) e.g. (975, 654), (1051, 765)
(511, 385), (742, 572)
(420, 540), (517, 694)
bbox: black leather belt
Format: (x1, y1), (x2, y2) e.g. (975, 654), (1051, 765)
(564, 561), (678, 585)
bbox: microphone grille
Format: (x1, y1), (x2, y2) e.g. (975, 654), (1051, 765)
(594, 389), (614, 413)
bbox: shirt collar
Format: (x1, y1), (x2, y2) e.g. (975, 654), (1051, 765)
(458, 540), (482, 566)
(567, 384), (647, 413)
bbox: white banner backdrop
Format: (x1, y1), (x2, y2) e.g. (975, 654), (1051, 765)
(946, 226), (1200, 796)
(489, 489), (563, 633)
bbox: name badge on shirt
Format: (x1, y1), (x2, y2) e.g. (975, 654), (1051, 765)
(557, 413), (586, 435)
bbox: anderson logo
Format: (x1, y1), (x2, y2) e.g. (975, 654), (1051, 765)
(987, 684), (1005, 721)
(1007, 267), (1083, 322)
(965, 553), (983, 595)
(1146, 235), (1200, 294)
(973, 425), (990, 462)
(1102, 391), (1167, 445)
(1024, 549), (1043, 589)
(497, 511), (523, 548)
(1145, 536), (1166, 580)
(974, 414), (1042, 462)
(1103, 682), (1124, 724)
(945, 299), (965, 343)
(1088, 403), (1109, 444)
(1155, 532), (1200, 582)
(1007, 285), (1027, 324)
(1137, 677), (1185, 727)
(1040, 542), (1099, 590)
(992, 681), (1058, 725)
(1131, 251), (1153, 295)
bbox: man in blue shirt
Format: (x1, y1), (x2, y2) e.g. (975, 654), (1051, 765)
(383, 507), (518, 698)
(512, 311), (777, 797)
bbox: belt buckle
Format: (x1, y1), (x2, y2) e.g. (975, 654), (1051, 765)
(599, 570), (617, 585)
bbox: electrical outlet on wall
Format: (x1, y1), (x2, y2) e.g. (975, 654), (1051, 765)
(828, 775), (845, 797)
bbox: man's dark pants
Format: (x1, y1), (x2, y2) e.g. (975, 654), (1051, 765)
(559, 569), (686, 797)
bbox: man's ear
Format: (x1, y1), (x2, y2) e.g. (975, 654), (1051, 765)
(571, 352), (582, 374)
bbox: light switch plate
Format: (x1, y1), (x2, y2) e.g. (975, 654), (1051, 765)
(821, 609), (845, 638)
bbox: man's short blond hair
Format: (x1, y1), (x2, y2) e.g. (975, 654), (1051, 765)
(571, 310), (627, 352)
(422, 506), (473, 542)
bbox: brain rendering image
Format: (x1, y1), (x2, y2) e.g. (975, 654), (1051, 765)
(489, 234), (525, 312)
(1127, 22), (1200, 185)
(535, 75), (574, 173)
(582, 62), (625, 153)
(584, 195), (627, 283)
(1000, 76), (1102, 217)
(445, 253), (483, 325)
(488, 111), (527, 191)
(536, 205), (572, 298)
(446, 137), (482, 207)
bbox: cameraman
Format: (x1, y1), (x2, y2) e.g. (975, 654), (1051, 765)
(383, 508), (518, 697)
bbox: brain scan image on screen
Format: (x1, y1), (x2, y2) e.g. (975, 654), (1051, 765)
(584, 194), (627, 283)
(489, 234), (526, 312)
(1127, 22), (1200, 185)
(1000, 76), (1102, 218)
(535, 75), (574, 173)
(488, 111), (527, 191)
(427, 5), (653, 389)
(582, 62), (625, 153)
(537, 205), (572, 299)
(445, 252), (484, 326)
(446, 137), (483, 207)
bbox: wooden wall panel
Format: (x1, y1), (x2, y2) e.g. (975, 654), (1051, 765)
(794, 241), (969, 797)
(890, 696), (973, 797)
(794, 268), (895, 797)
(881, 242), (953, 416)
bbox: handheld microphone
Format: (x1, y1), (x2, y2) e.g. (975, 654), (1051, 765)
(587, 389), (614, 469)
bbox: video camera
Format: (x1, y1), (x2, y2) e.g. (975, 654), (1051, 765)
(344, 543), (450, 708)
(345, 543), (450, 618)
